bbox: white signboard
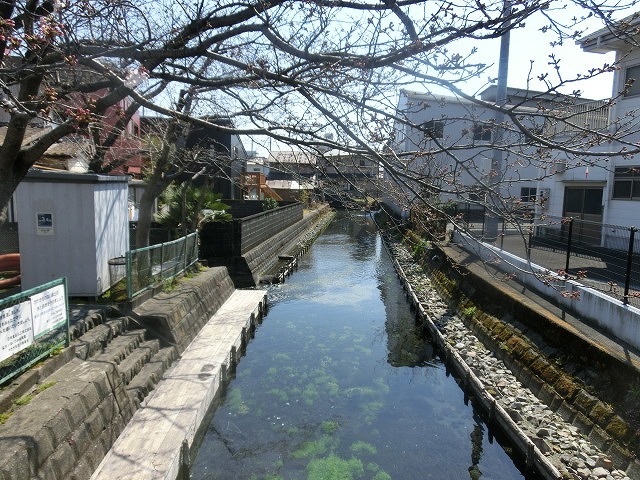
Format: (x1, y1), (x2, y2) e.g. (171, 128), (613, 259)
(31, 284), (67, 338)
(0, 280), (68, 364)
(0, 301), (34, 363)
(36, 212), (54, 236)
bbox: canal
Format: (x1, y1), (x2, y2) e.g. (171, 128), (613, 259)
(190, 213), (530, 479)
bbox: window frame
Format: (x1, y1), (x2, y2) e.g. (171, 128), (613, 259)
(520, 187), (537, 203)
(612, 166), (640, 200)
(422, 119), (444, 139)
(624, 65), (640, 97)
(472, 122), (492, 142)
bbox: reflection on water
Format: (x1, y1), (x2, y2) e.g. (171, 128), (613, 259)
(190, 213), (526, 480)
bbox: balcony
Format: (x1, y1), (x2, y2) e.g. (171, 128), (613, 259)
(543, 99), (610, 137)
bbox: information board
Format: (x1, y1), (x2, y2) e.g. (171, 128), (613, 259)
(0, 301), (34, 363)
(0, 280), (68, 364)
(31, 284), (67, 338)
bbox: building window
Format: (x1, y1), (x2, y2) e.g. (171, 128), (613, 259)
(612, 166), (640, 199)
(422, 120), (444, 139)
(472, 123), (492, 141)
(624, 65), (640, 97)
(520, 187), (537, 203)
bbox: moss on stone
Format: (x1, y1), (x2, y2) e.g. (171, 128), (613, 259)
(590, 401), (614, 428)
(505, 337), (530, 358)
(573, 389), (598, 415)
(540, 365), (561, 385)
(521, 348), (539, 365)
(605, 415), (629, 440)
(553, 375), (580, 401)
(530, 356), (551, 375)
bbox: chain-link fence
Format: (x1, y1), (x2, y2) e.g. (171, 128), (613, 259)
(126, 232), (199, 300)
(0, 223), (19, 254)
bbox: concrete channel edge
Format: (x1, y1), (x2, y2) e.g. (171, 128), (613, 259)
(380, 236), (563, 480)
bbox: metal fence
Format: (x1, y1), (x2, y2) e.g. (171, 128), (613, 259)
(0, 278), (69, 385)
(126, 232), (199, 300)
(458, 208), (640, 307)
(0, 223), (19, 254)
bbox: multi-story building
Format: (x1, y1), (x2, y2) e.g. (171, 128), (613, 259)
(385, 86), (555, 219)
(534, 14), (640, 246)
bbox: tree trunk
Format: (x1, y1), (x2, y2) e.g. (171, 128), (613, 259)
(0, 163), (29, 229)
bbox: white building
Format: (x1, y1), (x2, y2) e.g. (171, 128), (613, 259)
(534, 14), (640, 245)
(386, 87), (555, 218)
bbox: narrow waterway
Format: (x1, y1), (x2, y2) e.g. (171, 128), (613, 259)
(190, 213), (529, 480)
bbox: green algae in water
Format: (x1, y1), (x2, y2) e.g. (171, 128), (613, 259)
(350, 441), (376, 456)
(292, 435), (337, 458)
(343, 386), (377, 398)
(267, 367), (278, 376)
(273, 353), (291, 362)
(360, 400), (385, 425)
(321, 420), (340, 434)
(228, 388), (249, 415)
(372, 472), (392, 480)
(267, 388), (289, 403)
(307, 455), (364, 480)
(303, 383), (319, 405)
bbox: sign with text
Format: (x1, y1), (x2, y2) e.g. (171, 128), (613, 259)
(0, 280), (68, 364)
(0, 301), (34, 363)
(31, 284), (67, 338)
(36, 212), (54, 236)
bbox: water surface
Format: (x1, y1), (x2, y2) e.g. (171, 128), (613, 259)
(190, 213), (527, 480)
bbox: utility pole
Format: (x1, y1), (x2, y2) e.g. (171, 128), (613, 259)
(485, 1), (511, 241)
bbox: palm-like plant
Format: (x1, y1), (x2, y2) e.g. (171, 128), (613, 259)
(156, 184), (231, 237)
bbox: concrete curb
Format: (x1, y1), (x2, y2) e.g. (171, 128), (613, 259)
(380, 235), (563, 480)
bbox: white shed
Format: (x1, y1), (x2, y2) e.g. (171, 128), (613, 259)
(15, 170), (129, 297)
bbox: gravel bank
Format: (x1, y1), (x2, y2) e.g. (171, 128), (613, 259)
(385, 235), (636, 480)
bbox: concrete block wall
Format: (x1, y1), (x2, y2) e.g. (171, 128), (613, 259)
(241, 207), (330, 286)
(133, 266), (236, 353)
(239, 203), (303, 253)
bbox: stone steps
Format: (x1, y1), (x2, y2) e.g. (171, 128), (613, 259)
(0, 311), (178, 480)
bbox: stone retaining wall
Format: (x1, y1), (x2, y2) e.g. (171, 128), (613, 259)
(0, 267), (238, 480)
(133, 266), (236, 353)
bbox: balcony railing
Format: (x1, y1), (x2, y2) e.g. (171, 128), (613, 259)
(543, 99), (610, 136)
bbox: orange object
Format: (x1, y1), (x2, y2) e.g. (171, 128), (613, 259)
(0, 253), (20, 273)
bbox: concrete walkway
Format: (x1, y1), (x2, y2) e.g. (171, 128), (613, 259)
(90, 289), (267, 480)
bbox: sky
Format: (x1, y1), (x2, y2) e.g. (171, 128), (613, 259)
(247, 3), (625, 155)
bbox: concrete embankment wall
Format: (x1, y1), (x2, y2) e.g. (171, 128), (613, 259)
(133, 266), (236, 353)
(203, 205), (333, 287)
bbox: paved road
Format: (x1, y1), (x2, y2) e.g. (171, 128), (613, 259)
(491, 233), (640, 307)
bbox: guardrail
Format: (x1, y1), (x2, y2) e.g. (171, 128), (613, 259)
(126, 232), (199, 300)
(0, 278), (69, 385)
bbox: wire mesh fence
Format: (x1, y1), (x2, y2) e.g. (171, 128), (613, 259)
(126, 232), (199, 300)
(456, 207), (640, 307)
(0, 223), (19, 255)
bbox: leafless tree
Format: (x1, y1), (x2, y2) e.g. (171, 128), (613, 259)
(0, 0), (637, 237)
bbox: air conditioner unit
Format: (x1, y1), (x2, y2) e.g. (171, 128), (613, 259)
(553, 160), (567, 173)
